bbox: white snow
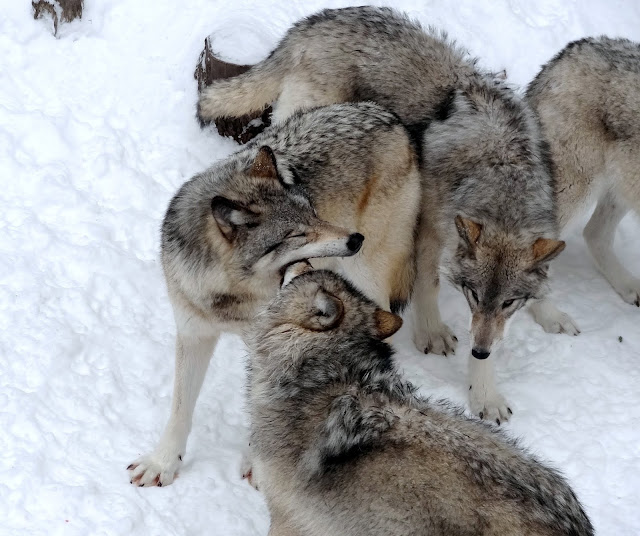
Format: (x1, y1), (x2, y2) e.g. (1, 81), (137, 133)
(1, 1), (639, 535)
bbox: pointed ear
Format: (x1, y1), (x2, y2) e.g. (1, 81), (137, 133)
(373, 309), (403, 340)
(211, 196), (260, 241)
(455, 215), (482, 248)
(250, 146), (279, 180)
(301, 290), (344, 330)
(531, 238), (565, 265)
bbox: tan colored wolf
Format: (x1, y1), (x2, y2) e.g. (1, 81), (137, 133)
(528, 36), (640, 308)
(127, 102), (421, 486)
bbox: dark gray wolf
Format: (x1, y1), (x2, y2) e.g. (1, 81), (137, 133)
(246, 265), (594, 536)
(197, 6), (574, 422)
(127, 102), (421, 486)
(528, 36), (640, 308)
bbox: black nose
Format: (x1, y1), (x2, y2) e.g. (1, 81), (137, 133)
(472, 348), (490, 360)
(346, 233), (364, 253)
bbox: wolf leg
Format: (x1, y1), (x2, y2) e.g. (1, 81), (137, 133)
(468, 353), (511, 425)
(129, 324), (219, 487)
(584, 191), (640, 306)
(412, 228), (457, 356)
(529, 298), (580, 335)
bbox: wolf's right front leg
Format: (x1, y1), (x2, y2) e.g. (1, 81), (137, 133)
(468, 352), (511, 425)
(412, 227), (457, 356)
(128, 327), (219, 487)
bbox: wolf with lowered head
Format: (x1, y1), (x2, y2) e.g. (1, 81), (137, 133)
(197, 5), (575, 423)
(247, 265), (594, 536)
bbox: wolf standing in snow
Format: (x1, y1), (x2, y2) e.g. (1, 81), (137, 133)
(247, 265), (594, 536)
(127, 103), (421, 486)
(527, 37), (640, 308)
(198, 6), (574, 423)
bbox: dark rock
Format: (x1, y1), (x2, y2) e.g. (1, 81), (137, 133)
(32, 0), (83, 36)
(194, 36), (272, 144)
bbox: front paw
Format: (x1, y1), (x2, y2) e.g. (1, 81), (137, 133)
(537, 310), (580, 336)
(613, 278), (640, 307)
(413, 323), (458, 356)
(128, 450), (183, 487)
(469, 388), (512, 425)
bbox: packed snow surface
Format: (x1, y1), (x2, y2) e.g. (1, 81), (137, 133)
(1, 1), (639, 534)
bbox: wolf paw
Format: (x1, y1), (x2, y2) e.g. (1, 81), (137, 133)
(537, 310), (580, 336)
(413, 323), (458, 356)
(613, 280), (640, 307)
(469, 390), (512, 425)
(128, 450), (182, 487)
(530, 300), (580, 336)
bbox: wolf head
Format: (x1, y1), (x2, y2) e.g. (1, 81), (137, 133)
(252, 265), (403, 360)
(207, 146), (363, 276)
(449, 216), (564, 359)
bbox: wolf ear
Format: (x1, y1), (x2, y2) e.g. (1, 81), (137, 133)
(211, 196), (260, 241)
(455, 215), (482, 249)
(301, 290), (344, 330)
(373, 309), (403, 340)
(250, 146), (279, 180)
(531, 238), (565, 265)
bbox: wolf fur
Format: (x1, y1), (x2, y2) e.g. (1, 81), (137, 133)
(247, 267), (594, 536)
(197, 6), (574, 422)
(127, 102), (421, 486)
(527, 36), (640, 307)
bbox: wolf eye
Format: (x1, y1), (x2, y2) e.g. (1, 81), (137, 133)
(287, 232), (305, 239)
(502, 299), (514, 309)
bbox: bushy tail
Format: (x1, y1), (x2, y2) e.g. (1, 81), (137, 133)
(197, 56), (284, 122)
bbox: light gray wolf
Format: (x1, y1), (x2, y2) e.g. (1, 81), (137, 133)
(197, 6), (575, 423)
(246, 265), (594, 536)
(527, 36), (640, 308)
(127, 102), (421, 486)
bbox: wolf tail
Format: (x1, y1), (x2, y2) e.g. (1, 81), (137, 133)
(197, 52), (285, 123)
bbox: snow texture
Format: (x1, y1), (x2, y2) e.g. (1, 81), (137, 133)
(1, 1), (639, 535)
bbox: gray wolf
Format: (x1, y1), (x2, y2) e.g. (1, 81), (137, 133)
(247, 265), (594, 536)
(127, 102), (421, 486)
(527, 36), (640, 308)
(197, 6), (575, 422)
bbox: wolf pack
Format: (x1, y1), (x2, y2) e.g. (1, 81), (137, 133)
(126, 6), (640, 535)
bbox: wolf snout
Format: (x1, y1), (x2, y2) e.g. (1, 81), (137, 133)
(471, 348), (490, 360)
(346, 233), (364, 254)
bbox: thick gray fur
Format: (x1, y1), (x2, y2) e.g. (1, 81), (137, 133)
(248, 269), (594, 536)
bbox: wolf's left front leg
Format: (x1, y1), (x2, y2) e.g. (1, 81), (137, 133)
(468, 353), (511, 425)
(412, 222), (457, 356)
(129, 321), (219, 487)
(529, 298), (580, 336)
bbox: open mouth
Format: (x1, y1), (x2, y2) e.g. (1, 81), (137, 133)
(279, 260), (313, 286)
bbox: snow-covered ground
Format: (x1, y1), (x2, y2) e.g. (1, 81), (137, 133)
(1, 0), (639, 534)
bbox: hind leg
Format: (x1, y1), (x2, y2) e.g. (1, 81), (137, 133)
(584, 191), (640, 306)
